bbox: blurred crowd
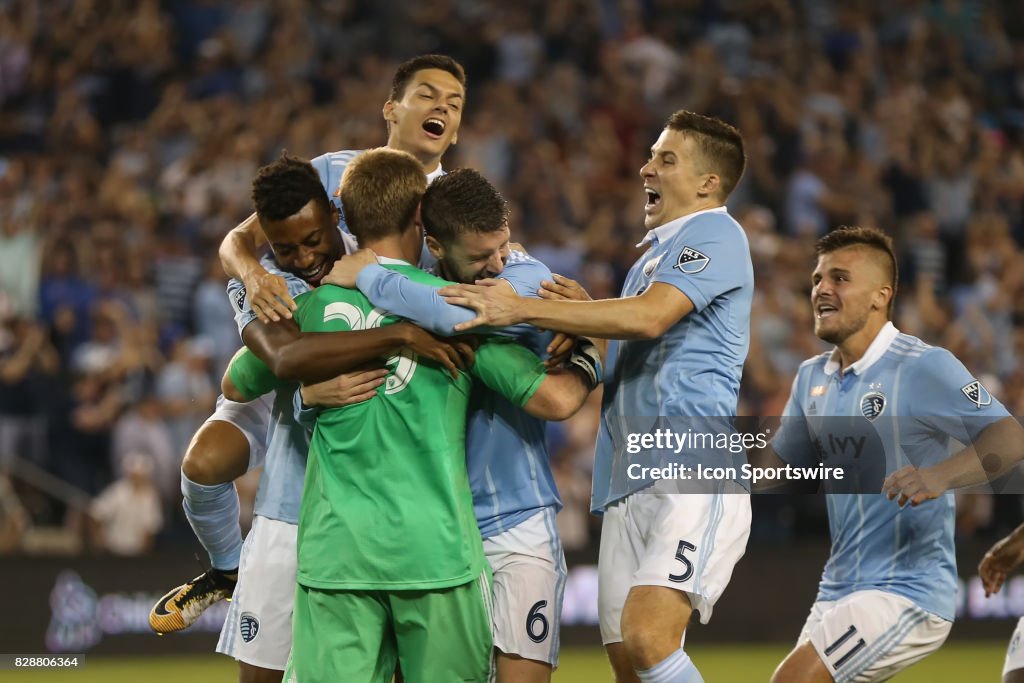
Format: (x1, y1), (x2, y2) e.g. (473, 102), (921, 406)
(2, 0), (1024, 556)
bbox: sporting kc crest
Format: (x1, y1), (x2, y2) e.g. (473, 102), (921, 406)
(240, 612), (260, 643)
(860, 391), (886, 420)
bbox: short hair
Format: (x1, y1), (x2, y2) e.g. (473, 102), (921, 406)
(665, 110), (746, 199)
(252, 154), (330, 222)
(421, 168), (509, 246)
(339, 148), (426, 243)
(816, 226), (899, 317)
(389, 54), (467, 101)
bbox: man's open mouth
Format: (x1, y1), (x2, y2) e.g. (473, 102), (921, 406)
(423, 118), (446, 138)
(645, 188), (661, 209)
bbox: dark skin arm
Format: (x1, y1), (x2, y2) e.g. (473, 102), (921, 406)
(220, 212), (297, 323)
(242, 318), (473, 384)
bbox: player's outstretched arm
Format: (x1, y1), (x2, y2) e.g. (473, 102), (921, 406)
(521, 368), (591, 421)
(883, 416), (1024, 507)
(521, 339), (602, 421)
(220, 212), (297, 323)
(471, 338), (600, 422)
(979, 522), (1024, 596)
(325, 249), (511, 337)
(334, 257), (482, 336)
(241, 317), (472, 384)
(440, 281), (694, 340)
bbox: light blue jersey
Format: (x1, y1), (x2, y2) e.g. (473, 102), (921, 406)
(227, 257), (312, 524)
(311, 149), (442, 268)
(592, 207), (753, 512)
(311, 149), (363, 226)
(772, 322), (1010, 620)
(356, 250), (561, 538)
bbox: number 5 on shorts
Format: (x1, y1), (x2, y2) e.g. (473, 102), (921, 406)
(668, 540), (697, 583)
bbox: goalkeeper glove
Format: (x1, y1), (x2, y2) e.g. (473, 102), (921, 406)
(566, 338), (603, 390)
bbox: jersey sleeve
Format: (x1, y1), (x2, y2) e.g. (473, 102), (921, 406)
(771, 370), (819, 467)
(498, 252), (552, 299)
(227, 258), (312, 337)
(469, 339), (547, 408)
(911, 348), (1010, 441)
(310, 153), (332, 192)
(652, 213), (751, 313)
(228, 348), (286, 401)
(355, 264), (476, 335)
(292, 387), (319, 431)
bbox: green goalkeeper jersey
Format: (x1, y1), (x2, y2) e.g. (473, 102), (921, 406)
(293, 263), (547, 590)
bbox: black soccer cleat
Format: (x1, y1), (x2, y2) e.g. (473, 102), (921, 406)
(149, 568), (237, 634)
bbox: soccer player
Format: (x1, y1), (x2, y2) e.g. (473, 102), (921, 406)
(220, 53), (467, 323)
(439, 110), (754, 683)
(328, 167), (597, 682)
(152, 156), (471, 683)
(228, 147), (594, 682)
(152, 53), (471, 641)
(763, 226), (1024, 683)
(979, 524), (1024, 683)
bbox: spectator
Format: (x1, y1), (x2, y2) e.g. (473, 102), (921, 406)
(88, 452), (163, 556)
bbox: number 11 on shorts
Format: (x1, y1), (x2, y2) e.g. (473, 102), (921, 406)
(824, 625), (867, 670)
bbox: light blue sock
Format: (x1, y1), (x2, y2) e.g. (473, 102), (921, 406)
(637, 648), (704, 683)
(180, 471), (242, 571)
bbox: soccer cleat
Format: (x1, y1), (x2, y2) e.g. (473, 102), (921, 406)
(149, 568), (237, 634)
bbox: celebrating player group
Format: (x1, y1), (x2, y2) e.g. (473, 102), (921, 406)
(144, 54), (1024, 683)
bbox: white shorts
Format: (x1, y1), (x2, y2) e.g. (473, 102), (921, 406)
(216, 515), (297, 670)
(598, 492), (751, 644)
(1004, 617), (1024, 677)
(799, 589), (951, 683)
(206, 394), (272, 471)
(482, 507), (566, 668)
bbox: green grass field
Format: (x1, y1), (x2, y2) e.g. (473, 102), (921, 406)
(0, 643), (1006, 682)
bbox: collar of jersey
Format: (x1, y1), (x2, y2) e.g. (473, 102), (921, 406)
(636, 206), (728, 248)
(426, 165), (445, 183)
(823, 321), (899, 376)
(376, 256), (414, 266)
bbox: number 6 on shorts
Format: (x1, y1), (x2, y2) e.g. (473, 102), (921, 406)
(526, 600), (549, 643)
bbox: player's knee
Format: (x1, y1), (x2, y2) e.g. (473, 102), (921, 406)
(182, 424), (249, 485)
(771, 662), (815, 683)
(621, 623), (676, 671)
(770, 645), (829, 683)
